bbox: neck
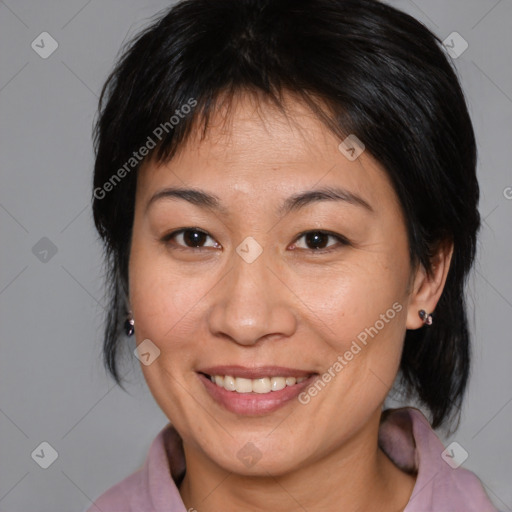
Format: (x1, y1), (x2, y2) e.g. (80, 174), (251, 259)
(178, 410), (416, 512)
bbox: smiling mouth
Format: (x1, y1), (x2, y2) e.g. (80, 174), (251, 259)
(198, 372), (317, 394)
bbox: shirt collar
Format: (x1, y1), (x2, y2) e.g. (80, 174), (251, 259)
(141, 407), (498, 511)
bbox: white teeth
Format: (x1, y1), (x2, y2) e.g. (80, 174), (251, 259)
(252, 377), (271, 394)
(235, 377), (253, 393)
(223, 375), (236, 391)
(271, 377), (286, 391)
(208, 374), (309, 393)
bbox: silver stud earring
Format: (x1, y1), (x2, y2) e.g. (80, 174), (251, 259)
(124, 310), (135, 336)
(418, 309), (433, 326)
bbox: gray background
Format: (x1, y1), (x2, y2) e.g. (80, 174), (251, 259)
(0, 1), (511, 510)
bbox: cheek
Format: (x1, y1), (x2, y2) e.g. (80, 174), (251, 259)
(289, 254), (410, 410)
(293, 254), (408, 343)
(128, 243), (209, 416)
(128, 239), (208, 352)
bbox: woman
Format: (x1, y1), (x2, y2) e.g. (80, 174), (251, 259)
(88, 0), (499, 510)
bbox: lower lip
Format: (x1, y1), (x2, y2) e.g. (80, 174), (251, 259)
(197, 373), (318, 415)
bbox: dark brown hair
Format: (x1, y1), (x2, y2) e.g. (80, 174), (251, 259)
(92, 0), (479, 428)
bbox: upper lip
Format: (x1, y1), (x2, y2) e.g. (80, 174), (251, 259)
(197, 365), (317, 379)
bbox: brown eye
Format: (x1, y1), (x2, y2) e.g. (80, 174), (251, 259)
(292, 230), (350, 252)
(162, 228), (220, 250)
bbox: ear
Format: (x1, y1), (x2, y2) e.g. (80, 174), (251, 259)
(406, 239), (454, 329)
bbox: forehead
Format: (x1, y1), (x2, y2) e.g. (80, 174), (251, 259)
(136, 92), (398, 215)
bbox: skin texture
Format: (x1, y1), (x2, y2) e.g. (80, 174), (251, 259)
(128, 91), (453, 512)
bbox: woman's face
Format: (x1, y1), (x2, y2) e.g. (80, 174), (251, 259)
(129, 93), (418, 475)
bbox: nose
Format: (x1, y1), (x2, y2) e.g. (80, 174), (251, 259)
(206, 246), (297, 346)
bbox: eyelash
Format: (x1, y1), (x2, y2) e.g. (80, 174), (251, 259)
(160, 228), (351, 254)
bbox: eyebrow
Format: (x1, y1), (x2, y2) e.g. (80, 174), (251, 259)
(145, 185), (374, 216)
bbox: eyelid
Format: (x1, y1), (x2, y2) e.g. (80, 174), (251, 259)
(161, 228), (351, 252)
(291, 230), (352, 252)
(161, 227), (219, 250)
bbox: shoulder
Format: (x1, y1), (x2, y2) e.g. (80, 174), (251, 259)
(84, 468), (147, 511)
(85, 422), (186, 512)
(380, 407), (500, 511)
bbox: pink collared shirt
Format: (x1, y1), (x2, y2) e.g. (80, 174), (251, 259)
(86, 407), (499, 511)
